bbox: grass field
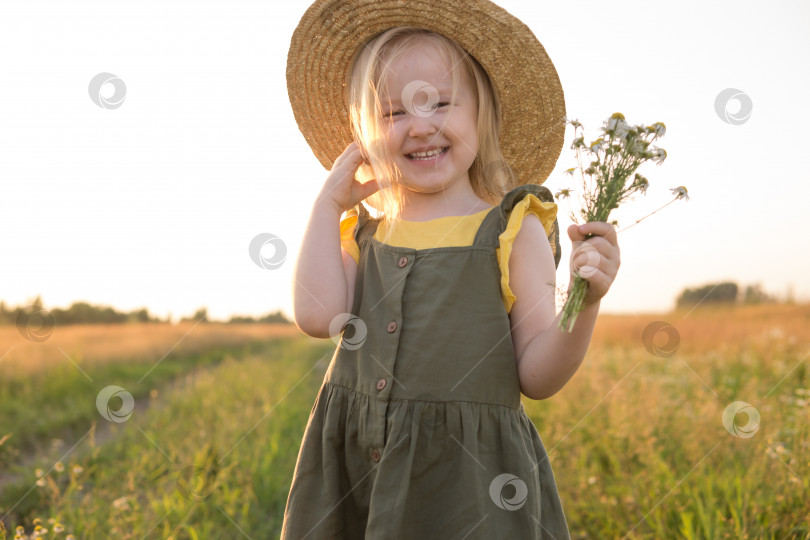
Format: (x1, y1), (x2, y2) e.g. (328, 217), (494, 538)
(1, 305), (808, 539)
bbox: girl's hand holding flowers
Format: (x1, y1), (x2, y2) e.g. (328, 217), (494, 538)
(556, 112), (688, 332)
(567, 221), (620, 307)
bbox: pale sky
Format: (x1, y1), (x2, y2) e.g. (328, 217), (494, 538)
(2, 0), (809, 323)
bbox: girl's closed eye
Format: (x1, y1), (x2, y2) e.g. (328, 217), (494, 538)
(383, 101), (452, 118)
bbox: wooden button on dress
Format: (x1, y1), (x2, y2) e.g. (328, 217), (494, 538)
(376, 378), (386, 391)
(370, 448), (381, 462)
(397, 256), (408, 267)
(386, 321), (397, 333)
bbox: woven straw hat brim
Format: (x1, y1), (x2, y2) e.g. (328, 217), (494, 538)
(287, 0), (566, 186)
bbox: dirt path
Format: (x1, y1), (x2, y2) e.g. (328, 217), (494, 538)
(0, 358), (228, 504)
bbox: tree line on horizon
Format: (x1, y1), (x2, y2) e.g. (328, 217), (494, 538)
(0, 297), (292, 326)
(675, 281), (792, 309)
(0, 281), (796, 326)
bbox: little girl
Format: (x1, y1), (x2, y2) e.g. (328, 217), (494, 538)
(283, 1), (620, 538)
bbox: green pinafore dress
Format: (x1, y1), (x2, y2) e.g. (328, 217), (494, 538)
(281, 184), (571, 539)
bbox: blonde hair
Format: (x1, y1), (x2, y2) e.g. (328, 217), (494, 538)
(348, 27), (515, 243)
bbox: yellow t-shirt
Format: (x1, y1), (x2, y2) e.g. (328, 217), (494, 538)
(340, 194), (557, 315)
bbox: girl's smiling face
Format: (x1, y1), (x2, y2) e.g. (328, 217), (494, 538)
(378, 37), (479, 199)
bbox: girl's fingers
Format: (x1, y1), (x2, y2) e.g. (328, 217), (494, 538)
(335, 143), (361, 166)
(573, 237), (619, 263)
(568, 222), (618, 246)
(567, 221), (622, 304)
(356, 143), (372, 165)
(359, 178), (380, 199)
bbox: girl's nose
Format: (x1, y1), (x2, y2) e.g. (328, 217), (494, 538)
(407, 114), (438, 138)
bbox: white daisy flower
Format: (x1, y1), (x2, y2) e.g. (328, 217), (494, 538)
(670, 186), (689, 201)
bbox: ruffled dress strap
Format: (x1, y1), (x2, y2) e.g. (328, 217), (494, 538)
(339, 201), (382, 265)
(474, 184), (562, 314)
(474, 184), (561, 263)
(498, 184), (561, 268)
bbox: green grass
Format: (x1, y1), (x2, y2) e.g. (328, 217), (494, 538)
(1, 337), (333, 539)
(522, 341), (810, 539)
(0, 339), (278, 465)
(2, 308), (809, 539)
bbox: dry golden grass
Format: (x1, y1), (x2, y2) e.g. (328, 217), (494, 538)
(0, 322), (305, 376)
(591, 302), (810, 352)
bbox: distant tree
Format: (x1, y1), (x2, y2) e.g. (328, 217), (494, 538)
(0, 298), (161, 325)
(742, 283), (776, 305)
(227, 310), (292, 324)
(784, 284), (796, 304)
(228, 315), (257, 324)
(676, 281), (739, 309)
(0, 299), (291, 325)
(0, 301), (11, 325)
(182, 308), (208, 323)
(258, 310), (293, 324)
(127, 308), (152, 323)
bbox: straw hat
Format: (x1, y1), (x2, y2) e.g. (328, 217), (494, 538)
(286, 0), (566, 186)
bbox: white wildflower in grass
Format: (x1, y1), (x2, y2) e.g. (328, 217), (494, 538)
(554, 113), (687, 332)
(72, 464), (84, 475)
(112, 495), (130, 511)
(53, 461), (64, 473)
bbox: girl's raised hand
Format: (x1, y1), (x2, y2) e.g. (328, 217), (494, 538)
(317, 142), (380, 214)
(567, 222), (621, 306)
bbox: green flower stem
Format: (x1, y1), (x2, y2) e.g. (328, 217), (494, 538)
(558, 275), (589, 332)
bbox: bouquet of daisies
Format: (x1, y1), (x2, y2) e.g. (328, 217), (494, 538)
(556, 112), (688, 332)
